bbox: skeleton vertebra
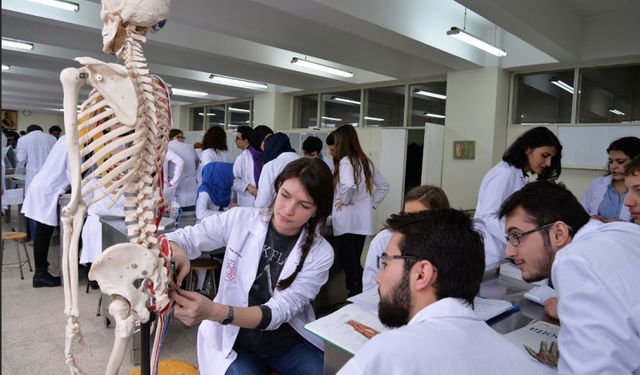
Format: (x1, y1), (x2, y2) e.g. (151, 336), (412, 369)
(60, 1), (172, 374)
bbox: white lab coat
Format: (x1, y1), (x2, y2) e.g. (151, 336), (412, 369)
(163, 148), (184, 188)
(165, 207), (334, 375)
(167, 140), (198, 207)
(332, 157), (390, 236)
(21, 136), (70, 226)
(200, 148), (232, 166)
(474, 161), (528, 266)
(79, 184), (125, 264)
(338, 297), (553, 375)
(580, 175), (631, 221)
(552, 219), (640, 374)
(362, 229), (392, 291)
(232, 150), (256, 207)
(254, 152), (300, 208)
(15, 130), (57, 192)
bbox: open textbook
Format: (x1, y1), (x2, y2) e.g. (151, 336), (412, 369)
(504, 320), (560, 368)
(524, 284), (557, 305)
(306, 288), (519, 354)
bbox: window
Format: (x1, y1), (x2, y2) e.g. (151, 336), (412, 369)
(228, 101), (252, 128)
(409, 82), (447, 126)
(512, 70), (574, 124)
(364, 86), (405, 127)
(205, 104), (225, 129)
(294, 94), (319, 128)
(192, 106), (205, 131)
(578, 64), (640, 123)
(322, 90), (361, 128)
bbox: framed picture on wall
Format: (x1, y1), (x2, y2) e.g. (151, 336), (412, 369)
(453, 140), (475, 160)
(2, 110), (18, 130)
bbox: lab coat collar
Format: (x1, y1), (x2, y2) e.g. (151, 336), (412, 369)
(408, 297), (479, 326)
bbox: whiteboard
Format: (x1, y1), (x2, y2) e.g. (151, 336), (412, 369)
(557, 125), (640, 169)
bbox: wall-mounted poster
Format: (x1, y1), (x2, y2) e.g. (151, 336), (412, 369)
(453, 140), (475, 160)
(2, 110), (18, 130)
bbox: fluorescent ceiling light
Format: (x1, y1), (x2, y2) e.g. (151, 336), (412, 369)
(331, 96), (361, 105)
(172, 88), (208, 97)
(425, 113), (445, 119)
(364, 116), (384, 122)
(198, 113), (216, 116)
(550, 79), (574, 94)
(2, 38), (35, 50)
(447, 27), (507, 57)
(322, 116), (342, 122)
(228, 107), (250, 113)
(27, 0), (79, 11)
(209, 74), (267, 90)
(414, 90), (446, 100)
(2, 65), (9, 71)
(291, 57), (353, 78)
(609, 109), (625, 116)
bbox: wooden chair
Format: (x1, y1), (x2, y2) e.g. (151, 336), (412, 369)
(1, 231), (33, 279)
(185, 255), (221, 300)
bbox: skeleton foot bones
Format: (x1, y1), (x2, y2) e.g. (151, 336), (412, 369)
(59, 0), (172, 374)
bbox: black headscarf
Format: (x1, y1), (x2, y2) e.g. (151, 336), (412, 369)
(263, 133), (295, 163)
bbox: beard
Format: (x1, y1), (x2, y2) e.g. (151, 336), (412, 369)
(522, 240), (555, 283)
(378, 271), (412, 328)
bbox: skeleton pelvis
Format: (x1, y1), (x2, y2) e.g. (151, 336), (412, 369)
(89, 243), (169, 323)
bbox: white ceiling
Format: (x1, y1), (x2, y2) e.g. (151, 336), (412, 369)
(2, 0), (639, 112)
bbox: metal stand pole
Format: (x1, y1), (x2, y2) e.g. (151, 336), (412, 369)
(141, 312), (156, 375)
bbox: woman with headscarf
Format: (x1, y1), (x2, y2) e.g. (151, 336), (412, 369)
(254, 133), (300, 208)
(233, 125), (273, 207)
(196, 162), (235, 220)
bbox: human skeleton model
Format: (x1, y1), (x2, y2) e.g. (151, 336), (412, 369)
(59, 1), (172, 374)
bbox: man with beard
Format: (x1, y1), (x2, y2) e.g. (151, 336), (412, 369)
(338, 209), (550, 374)
(499, 181), (640, 374)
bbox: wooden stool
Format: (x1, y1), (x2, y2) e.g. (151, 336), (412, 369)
(128, 359), (198, 375)
(1, 231), (33, 279)
(186, 256), (221, 300)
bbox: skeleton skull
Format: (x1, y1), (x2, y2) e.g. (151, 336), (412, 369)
(101, 0), (170, 54)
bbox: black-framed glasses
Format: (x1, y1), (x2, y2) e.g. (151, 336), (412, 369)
(505, 223), (554, 247)
(377, 253), (422, 270)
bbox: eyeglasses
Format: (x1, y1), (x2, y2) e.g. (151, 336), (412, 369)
(377, 253), (422, 270)
(505, 223), (554, 247)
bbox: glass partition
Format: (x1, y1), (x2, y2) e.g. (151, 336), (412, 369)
(512, 70), (574, 124)
(321, 90), (361, 128)
(364, 86), (405, 127)
(578, 64), (640, 123)
(408, 82), (447, 126)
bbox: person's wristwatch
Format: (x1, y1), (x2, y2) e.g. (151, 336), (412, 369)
(220, 306), (234, 325)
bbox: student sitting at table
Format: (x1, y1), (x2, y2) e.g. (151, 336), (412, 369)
(338, 209), (551, 375)
(362, 185), (450, 291)
(167, 158), (334, 375)
(499, 181), (640, 374)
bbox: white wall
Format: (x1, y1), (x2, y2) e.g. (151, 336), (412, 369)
(16, 111), (64, 134)
(171, 105), (190, 130)
(441, 67), (510, 210)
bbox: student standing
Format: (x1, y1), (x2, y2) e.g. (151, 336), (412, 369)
(331, 124), (389, 297)
(254, 133), (300, 208)
(200, 125), (232, 166)
(168, 158), (334, 375)
(232, 126), (256, 207)
(580, 136), (640, 222)
(234, 125), (273, 207)
(167, 129), (199, 210)
(474, 126), (562, 266)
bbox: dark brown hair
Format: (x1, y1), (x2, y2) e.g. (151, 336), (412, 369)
(273, 158), (334, 289)
(332, 124), (374, 195)
(403, 185), (450, 210)
(625, 156), (640, 176)
(202, 125), (228, 151)
(169, 129), (183, 140)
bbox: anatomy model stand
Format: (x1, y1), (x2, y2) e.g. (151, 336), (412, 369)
(59, 1), (173, 374)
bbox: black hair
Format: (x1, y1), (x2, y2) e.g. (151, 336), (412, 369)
(499, 181), (590, 235)
(26, 124), (43, 133)
(169, 129), (183, 140)
(385, 209), (485, 306)
(326, 131), (335, 146)
(202, 125), (228, 151)
(274, 158), (334, 289)
(502, 126), (562, 180)
(302, 136), (323, 155)
(249, 125), (274, 150)
(607, 136), (640, 160)
(236, 126), (253, 141)
(49, 125), (62, 134)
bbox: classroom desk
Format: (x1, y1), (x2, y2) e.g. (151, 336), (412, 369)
(100, 213), (222, 366)
(321, 263), (553, 375)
